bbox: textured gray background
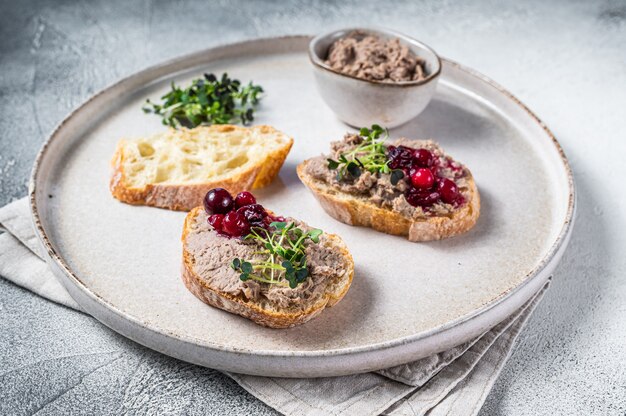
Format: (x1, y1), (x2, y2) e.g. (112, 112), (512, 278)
(1, 0), (625, 415)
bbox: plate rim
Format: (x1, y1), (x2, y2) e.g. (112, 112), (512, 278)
(28, 35), (575, 360)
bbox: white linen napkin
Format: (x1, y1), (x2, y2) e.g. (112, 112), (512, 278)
(0, 198), (549, 416)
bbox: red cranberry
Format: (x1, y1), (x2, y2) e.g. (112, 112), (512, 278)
(260, 214), (282, 227)
(222, 211), (251, 237)
(235, 191), (256, 208)
(203, 188), (234, 215)
(410, 168), (435, 189)
(405, 189), (440, 207)
(207, 214), (224, 231)
(387, 145), (415, 170)
(413, 148), (433, 167)
(237, 204), (267, 225)
(438, 178), (459, 204)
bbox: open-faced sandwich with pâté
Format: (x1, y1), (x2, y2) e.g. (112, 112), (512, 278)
(297, 125), (480, 241)
(181, 188), (354, 328)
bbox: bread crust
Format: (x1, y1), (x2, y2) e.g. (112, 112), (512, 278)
(110, 125), (293, 211)
(181, 207), (354, 328)
(296, 161), (480, 242)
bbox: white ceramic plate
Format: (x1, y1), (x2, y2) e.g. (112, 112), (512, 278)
(30, 36), (574, 377)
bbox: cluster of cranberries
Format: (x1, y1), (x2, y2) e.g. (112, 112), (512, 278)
(203, 188), (281, 237)
(387, 145), (463, 208)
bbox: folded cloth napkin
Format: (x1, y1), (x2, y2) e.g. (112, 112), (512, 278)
(0, 198), (549, 416)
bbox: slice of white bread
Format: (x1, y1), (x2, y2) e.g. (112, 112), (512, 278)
(297, 144), (480, 242)
(110, 125), (293, 211)
(181, 206), (355, 328)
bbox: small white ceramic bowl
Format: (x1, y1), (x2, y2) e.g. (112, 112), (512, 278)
(309, 27), (442, 129)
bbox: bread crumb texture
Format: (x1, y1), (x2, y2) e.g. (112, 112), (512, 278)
(118, 125), (290, 187)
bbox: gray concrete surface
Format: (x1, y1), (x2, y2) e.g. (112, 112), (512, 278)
(1, 0), (625, 414)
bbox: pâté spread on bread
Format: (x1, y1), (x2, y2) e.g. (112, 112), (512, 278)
(181, 188), (354, 328)
(325, 31), (427, 82)
(297, 125), (480, 241)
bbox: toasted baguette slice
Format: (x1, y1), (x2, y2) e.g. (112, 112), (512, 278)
(110, 125), (293, 211)
(181, 206), (354, 328)
(297, 145), (480, 242)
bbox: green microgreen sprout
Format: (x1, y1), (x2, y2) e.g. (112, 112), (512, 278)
(230, 222), (323, 289)
(142, 72), (264, 128)
(326, 124), (404, 183)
